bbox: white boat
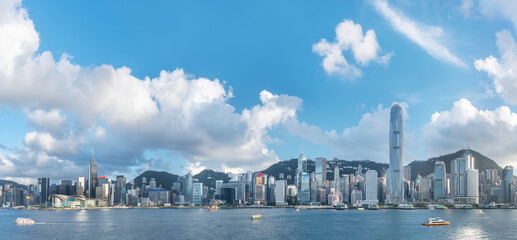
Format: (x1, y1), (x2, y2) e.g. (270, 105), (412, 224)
(15, 218), (35, 225)
(251, 213), (261, 221)
(422, 217), (450, 226)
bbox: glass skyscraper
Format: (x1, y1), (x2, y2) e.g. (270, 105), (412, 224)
(503, 166), (514, 203)
(388, 104), (404, 203)
(88, 153), (98, 198)
(433, 161), (447, 199)
(315, 157), (326, 188)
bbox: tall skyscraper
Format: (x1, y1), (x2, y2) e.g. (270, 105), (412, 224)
(365, 170), (378, 204)
(274, 180), (287, 204)
(193, 183), (203, 205)
(503, 166), (514, 203)
(76, 177), (86, 196)
(115, 175), (126, 205)
(433, 161), (447, 199)
(184, 173), (193, 203)
(451, 150), (478, 204)
(300, 172), (310, 204)
(38, 177), (50, 206)
(88, 152), (98, 198)
(388, 104), (404, 203)
(315, 157), (327, 188)
(296, 153), (307, 192)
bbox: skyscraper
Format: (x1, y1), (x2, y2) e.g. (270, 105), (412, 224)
(451, 150), (478, 204)
(296, 153), (307, 192)
(388, 104), (404, 203)
(315, 157), (327, 188)
(88, 152), (98, 198)
(76, 177), (86, 196)
(184, 173), (193, 203)
(193, 183), (203, 205)
(38, 177), (50, 206)
(115, 175), (126, 205)
(503, 166), (514, 203)
(433, 161), (447, 199)
(365, 170), (378, 204)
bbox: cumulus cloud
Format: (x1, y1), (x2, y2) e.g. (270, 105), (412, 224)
(423, 98), (517, 167)
(372, 0), (466, 67)
(0, 0), (302, 181)
(286, 103), (415, 163)
(312, 19), (391, 79)
(475, 30), (517, 104)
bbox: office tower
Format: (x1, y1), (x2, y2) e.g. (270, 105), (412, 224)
(193, 183), (203, 205)
(419, 177), (432, 200)
(38, 177), (50, 205)
(76, 177), (86, 196)
(115, 175), (126, 205)
(356, 164), (363, 177)
(275, 180), (287, 205)
(184, 173), (193, 203)
(451, 150), (478, 204)
(88, 152), (98, 198)
(310, 178), (318, 203)
(300, 172), (310, 204)
(59, 180), (72, 195)
(315, 157), (327, 188)
(377, 177), (386, 203)
(433, 161), (447, 199)
(215, 180), (223, 198)
(341, 174), (350, 203)
(334, 166), (340, 192)
(150, 178), (157, 189)
(503, 166), (514, 203)
(404, 165), (411, 182)
(365, 170), (378, 204)
(296, 153), (307, 196)
(388, 104), (404, 203)
(351, 189), (362, 204)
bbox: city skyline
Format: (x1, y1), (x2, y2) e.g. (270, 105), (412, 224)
(2, 0), (517, 184)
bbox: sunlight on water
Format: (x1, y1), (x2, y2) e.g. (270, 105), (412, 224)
(75, 209), (88, 222)
(452, 226), (488, 240)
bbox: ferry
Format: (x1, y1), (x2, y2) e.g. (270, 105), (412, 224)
(335, 205), (348, 210)
(251, 213), (261, 221)
(398, 204), (414, 210)
(422, 217), (450, 226)
(428, 205), (447, 210)
(208, 205), (218, 211)
(368, 204), (380, 210)
(15, 218), (35, 225)
(357, 207), (365, 211)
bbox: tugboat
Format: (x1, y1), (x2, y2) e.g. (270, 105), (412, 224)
(251, 213), (261, 221)
(15, 218), (35, 225)
(422, 217), (450, 226)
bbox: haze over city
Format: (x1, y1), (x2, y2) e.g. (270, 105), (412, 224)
(1, 0), (517, 185)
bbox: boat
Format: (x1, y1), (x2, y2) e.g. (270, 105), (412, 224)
(208, 205), (218, 211)
(428, 205), (447, 210)
(357, 207), (364, 211)
(368, 204), (380, 210)
(422, 217), (450, 226)
(398, 204), (414, 210)
(15, 218), (35, 225)
(251, 213), (261, 221)
(335, 204), (348, 210)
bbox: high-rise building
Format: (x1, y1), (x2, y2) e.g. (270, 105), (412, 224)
(388, 104), (404, 203)
(404, 165), (412, 182)
(300, 172), (310, 204)
(451, 150), (478, 204)
(365, 170), (378, 204)
(184, 173), (193, 203)
(315, 157), (327, 188)
(296, 153), (307, 196)
(115, 175), (126, 205)
(503, 166), (514, 203)
(76, 177), (86, 196)
(340, 175), (350, 203)
(38, 177), (50, 206)
(433, 161), (447, 199)
(275, 180), (287, 205)
(334, 166), (340, 192)
(193, 183), (203, 205)
(88, 152), (98, 198)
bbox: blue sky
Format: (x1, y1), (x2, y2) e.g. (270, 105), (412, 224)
(1, 0), (517, 183)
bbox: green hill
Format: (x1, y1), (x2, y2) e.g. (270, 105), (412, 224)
(0, 180), (28, 190)
(194, 169), (230, 190)
(133, 170), (180, 190)
(408, 149), (502, 181)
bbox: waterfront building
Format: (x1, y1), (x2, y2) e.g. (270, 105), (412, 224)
(310, 178), (318, 203)
(340, 174), (350, 203)
(300, 172), (310, 204)
(433, 161), (447, 199)
(274, 180), (287, 205)
(315, 157), (327, 188)
(377, 177), (386, 203)
(419, 176), (432, 201)
(220, 182), (246, 204)
(184, 173), (193, 203)
(365, 170), (378, 204)
(215, 180), (223, 198)
(388, 104), (404, 203)
(503, 166), (514, 203)
(38, 177), (50, 206)
(115, 175), (126, 205)
(451, 150), (478, 204)
(76, 177), (86, 196)
(88, 152), (98, 198)
(193, 183), (203, 205)
(351, 189), (362, 204)
(150, 189), (169, 205)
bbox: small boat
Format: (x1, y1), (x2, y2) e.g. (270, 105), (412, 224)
(422, 217), (450, 226)
(335, 204), (348, 210)
(15, 218), (35, 225)
(357, 207), (364, 211)
(251, 213), (261, 221)
(208, 205), (218, 211)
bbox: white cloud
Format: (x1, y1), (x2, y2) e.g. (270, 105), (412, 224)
(475, 30), (517, 104)
(286, 103), (415, 163)
(312, 19), (391, 78)
(423, 98), (517, 167)
(461, 0), (517, 31)
(372, 0), (466, 67)
(0, 0), (303, 180)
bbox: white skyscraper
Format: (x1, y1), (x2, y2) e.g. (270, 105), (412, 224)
(275, 180), (287, 205)
(388, 104), (404, 203)
(365, 170), (378, 204)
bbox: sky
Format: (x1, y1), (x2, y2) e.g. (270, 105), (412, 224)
(1, 0), (517, 184)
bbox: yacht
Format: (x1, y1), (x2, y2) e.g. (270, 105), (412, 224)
(422, 217), (450, 226)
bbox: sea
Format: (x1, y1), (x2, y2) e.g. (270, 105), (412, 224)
(1, 208), (516, 239)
